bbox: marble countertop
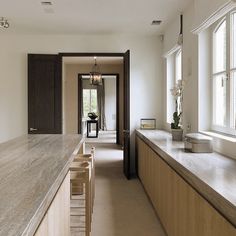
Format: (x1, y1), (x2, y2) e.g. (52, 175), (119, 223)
(0, 134), (84, 236)
(136, 129), (236, 227)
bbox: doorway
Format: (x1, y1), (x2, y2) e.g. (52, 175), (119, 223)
(60, 52), (130, 179)
(78, 74), (119, 144)
(28, 51), (131, 179)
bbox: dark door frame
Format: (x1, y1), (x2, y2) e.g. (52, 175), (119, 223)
(123, 50), (131, 179)
(78, 73), (120, 144)
(59, 52), (130, 179)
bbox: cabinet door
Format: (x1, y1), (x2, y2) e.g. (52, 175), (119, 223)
(34, 172), (70, 236)
(137, 137), (236, 236)
(137, 137), (144, 181)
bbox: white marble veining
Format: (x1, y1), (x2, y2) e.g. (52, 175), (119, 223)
(136, 129), (236, 227)
(0, 134), (84, 236)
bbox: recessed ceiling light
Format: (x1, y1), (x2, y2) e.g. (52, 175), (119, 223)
(151, 20), (162, 26)
(41, 1), (52, 6)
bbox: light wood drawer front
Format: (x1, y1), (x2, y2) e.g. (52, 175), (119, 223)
(137, 137), (236, 236)
(34, 172), (70, 236)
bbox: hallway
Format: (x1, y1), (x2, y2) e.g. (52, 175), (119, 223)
(86, 143), (166, 236)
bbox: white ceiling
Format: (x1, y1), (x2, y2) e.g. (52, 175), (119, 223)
(63, 56), (123, 65)
(0, 0), (192, 35)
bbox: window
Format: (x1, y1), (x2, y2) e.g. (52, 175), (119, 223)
(166, 48), (182, 123)
(83, 89), (97, 118)
(175, 50), (182, 82)
(212, 11), (236, 135)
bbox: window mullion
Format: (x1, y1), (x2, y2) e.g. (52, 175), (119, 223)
(226, 13), (231, 128)
(230, 12), (236, 129)
(212, 71), (226, 77)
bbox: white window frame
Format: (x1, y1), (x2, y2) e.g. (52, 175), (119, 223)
(166, 47), (182, 123)
(211, 10), (236, 136)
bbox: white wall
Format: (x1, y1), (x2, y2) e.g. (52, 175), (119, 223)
(0, 33), (163, 175)
(182, 3), (199, 133)
(104, 78), (116, 131)
(0, 43), (27, 143)
(198, 29), (212, 131)
(163, 17), (180, 54)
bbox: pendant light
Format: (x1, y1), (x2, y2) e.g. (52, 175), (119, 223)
(90, 57), (102, 86)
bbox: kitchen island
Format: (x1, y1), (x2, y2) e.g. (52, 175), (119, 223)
(0, 134), (84, 236)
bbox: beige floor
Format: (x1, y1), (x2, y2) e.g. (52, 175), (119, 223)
(84, 143), (167, 236)
(85, 131), (117, 144)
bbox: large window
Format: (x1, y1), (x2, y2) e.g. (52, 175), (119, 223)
(166, 48), (182, 123)
(83, 89), (97, 118)
(212, 11), (236, 135)
(175, 50), (182, 82)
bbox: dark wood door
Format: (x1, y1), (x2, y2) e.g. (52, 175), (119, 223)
(78, 75), (83, 134)
(28, 54), (62, 134)
(123, 50), (131, 179)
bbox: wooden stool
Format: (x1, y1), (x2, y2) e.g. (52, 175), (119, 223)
(73, 152), (95, 213)
(91, 147), (95, 156)
(70, 161), (91, 236)
(90, 147), (95, 208)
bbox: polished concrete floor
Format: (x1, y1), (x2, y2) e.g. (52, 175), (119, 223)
(85, 143), (167, 236)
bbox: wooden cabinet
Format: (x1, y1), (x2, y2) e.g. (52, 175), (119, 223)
(137, 137), (236, 236)
(34, 172), (70, 236)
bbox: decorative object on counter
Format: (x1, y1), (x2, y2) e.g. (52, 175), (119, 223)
(170, 79), (185, 141)
(88, 112), (98, 120)
(171, 112), (183, 141)
(184, 133), (213, 153)
(140, 118), (156, 130)
(0, 17), (10, 29)
(170, 79), (185, 114)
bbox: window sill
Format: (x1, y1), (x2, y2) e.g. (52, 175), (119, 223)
(200, 130), (236, 143)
